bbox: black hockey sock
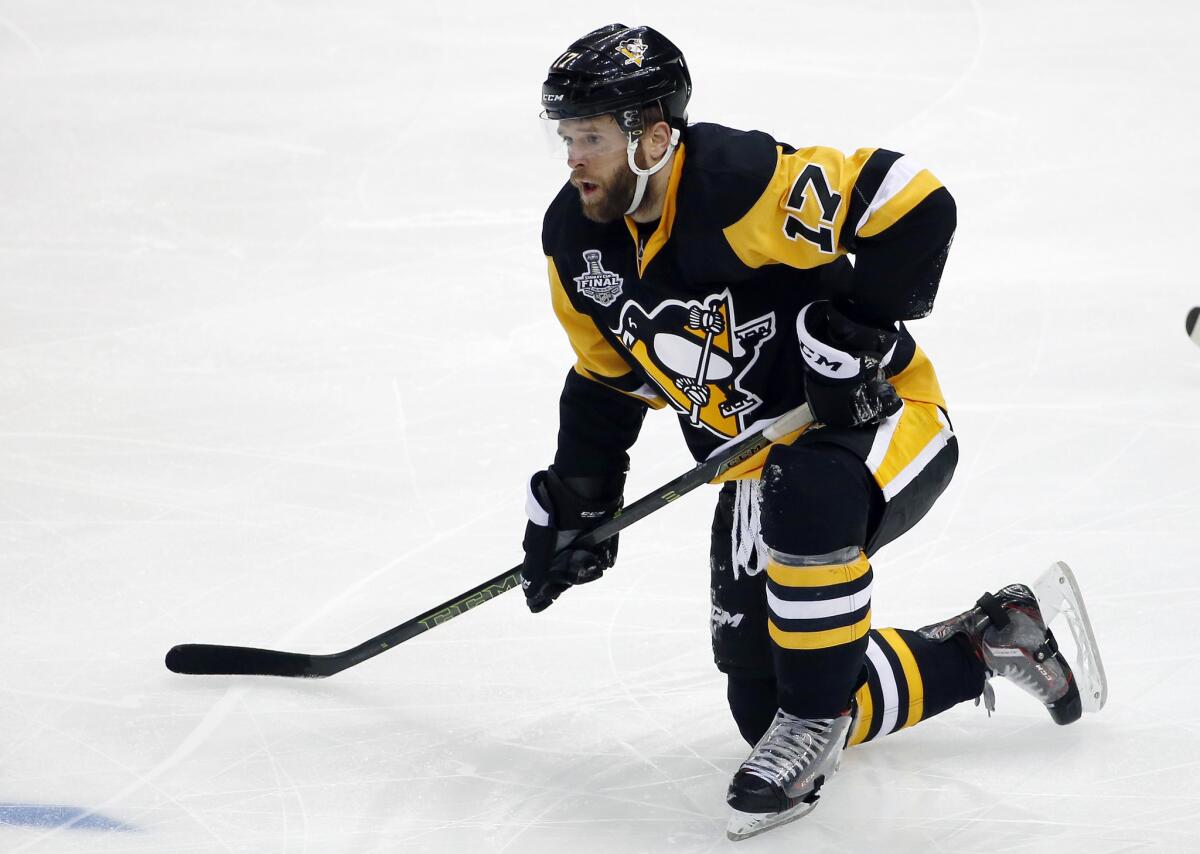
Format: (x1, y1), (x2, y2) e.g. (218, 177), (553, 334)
(847, 627), (987, 746)
(726, 674), (779, 746)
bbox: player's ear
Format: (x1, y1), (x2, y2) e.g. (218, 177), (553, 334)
(648, 121), (673, 159)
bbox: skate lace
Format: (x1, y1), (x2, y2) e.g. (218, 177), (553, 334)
(743, 716), (834, 786)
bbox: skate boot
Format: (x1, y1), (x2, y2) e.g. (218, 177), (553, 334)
(919, 582), (1082, 724)
(725, 709), (852, 841)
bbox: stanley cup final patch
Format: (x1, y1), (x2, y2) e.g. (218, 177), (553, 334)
(574, 250), (624, 307)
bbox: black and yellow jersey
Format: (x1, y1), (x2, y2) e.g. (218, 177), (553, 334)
(542, 122), (955, 479)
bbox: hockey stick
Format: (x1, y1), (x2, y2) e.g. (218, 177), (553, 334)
(164, 403), (813, 678)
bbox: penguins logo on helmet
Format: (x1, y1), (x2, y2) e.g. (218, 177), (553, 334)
(617, 38), (647, 67)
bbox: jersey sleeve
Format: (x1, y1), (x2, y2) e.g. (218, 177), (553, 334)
(547, 256), (666, 406)
(545, 256), (658, 478)
(553, 368), (647, 478)
(721, 146), (955, 322)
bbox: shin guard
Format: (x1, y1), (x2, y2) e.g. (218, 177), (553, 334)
(766, 546), (872, 718)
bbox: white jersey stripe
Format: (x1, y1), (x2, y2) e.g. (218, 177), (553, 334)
(866, 637), (900, 736)
(854, 154), (924, 236)
(865, 402), (905, 475)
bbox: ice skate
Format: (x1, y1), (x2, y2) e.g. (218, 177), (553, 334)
(918, 562), (1106, 723)
(1030, 562), (1107, 713)
(725, 709), (852, 841)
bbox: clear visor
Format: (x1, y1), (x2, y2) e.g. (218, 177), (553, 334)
(540, 114), (632, 161)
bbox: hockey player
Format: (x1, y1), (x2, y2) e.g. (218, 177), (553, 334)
(521, 23), (1102, 840)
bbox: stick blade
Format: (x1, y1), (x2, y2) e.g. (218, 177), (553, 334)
(165, 644), (326, 678)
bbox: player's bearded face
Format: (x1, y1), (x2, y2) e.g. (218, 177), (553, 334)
(558, 118), (636, 223)
(573, 155), (636, 223)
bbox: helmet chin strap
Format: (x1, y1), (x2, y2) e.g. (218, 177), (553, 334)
(624, 127), (681, 216)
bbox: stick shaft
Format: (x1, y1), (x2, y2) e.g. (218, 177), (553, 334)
(165, 404), (812, 677)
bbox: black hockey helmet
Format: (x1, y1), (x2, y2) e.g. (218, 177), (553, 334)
(540, 24), (691, 136)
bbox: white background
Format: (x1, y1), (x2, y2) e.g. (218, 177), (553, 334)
(2, 1), (1198, 851)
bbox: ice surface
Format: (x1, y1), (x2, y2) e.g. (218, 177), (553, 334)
(2, 1), (1198, 851)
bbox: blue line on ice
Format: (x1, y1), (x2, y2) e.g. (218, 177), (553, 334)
(0, 804), (133, 831)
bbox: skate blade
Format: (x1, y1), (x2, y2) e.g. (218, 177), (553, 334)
(1031, 561), (1108, 713)
(726, 802), (817, 841)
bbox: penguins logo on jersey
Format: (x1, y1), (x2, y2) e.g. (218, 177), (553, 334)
(616, 38), (647, 68)
(613, 291), (775, 439)
(573, 249), (623, 307)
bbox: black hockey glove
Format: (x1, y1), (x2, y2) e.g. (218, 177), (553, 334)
(521, 467), (624, 614)
(797, 301), (902, 428)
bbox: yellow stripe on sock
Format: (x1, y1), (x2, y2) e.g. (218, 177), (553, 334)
(848, 682), (873, 747)
(768, 610), (872, 650)
(766, 552), (871, 588)
(878, 627), (925, 728)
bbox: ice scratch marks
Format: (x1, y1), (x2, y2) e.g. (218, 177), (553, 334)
(0, 685), (141, 710)
(391, 377), (434, 535)
(882, 0), (985, 140)
(4, 687), (243, 852)
(0, 15), (42, 62)
(338, 209), (542, 231)
(244, 696), (311, 854)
